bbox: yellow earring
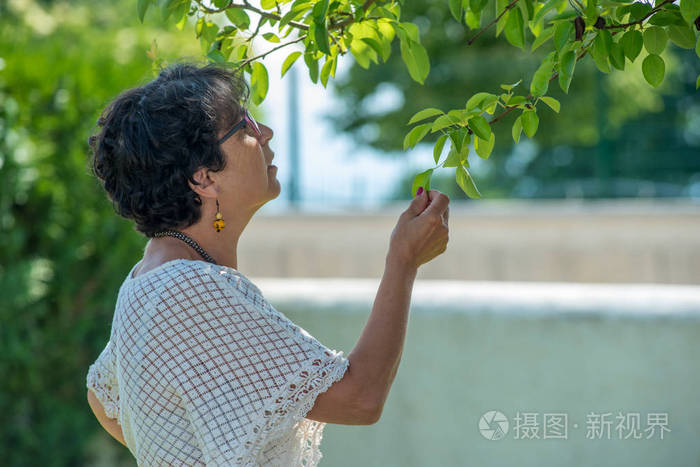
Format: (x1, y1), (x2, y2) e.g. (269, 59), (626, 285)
(213, 199), (225, 232)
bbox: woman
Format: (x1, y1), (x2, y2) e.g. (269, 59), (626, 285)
(85, 62), (450, 466)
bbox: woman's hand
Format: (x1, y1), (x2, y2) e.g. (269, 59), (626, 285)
(387, 188), (450, 270)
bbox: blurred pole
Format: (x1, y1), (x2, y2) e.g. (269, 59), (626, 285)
(287, 65), (300, 207)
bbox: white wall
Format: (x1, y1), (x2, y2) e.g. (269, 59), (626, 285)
(242, 198), (700, 284)
(257, 278), (700, 467)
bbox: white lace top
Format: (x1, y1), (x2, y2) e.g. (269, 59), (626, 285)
(86, 259), (350, 466)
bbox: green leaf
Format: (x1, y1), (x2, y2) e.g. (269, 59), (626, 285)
(304, 51), (319, 83)
(320, 56), (335, 87)
(621, 30), (643, 61)
(281, 51), (302, 77)
(408, 108), (444, 125)
(500, 79), (522, 91)
(195, 16), (204, 38)
(642, 53), (665, 87)
(396, 27), (430, 84)
(609, 41), (626, 70)
(667, 24), (697, 49)
(226, 8), (251, 29)
(475, 132), (495, 159)
(530, 51), (555, 97)
(280, 1), (311, 28)
(697, 74), (700, 89)
(507, 95), (528, 106)
(512, 115), (523, 144)
(591, 30), (612, 73)
(466, 92), (497, 111)
(532, 0), (560, 26)
(263, 32), (280, 43)
(349, 42), (372, 68)
(469, 115), (492, 140)
(539, 96), (560, 113)
(137, 0), (150, 23)
(471, 0), (490, 13)
(361, 38), (385, 61)
(629, 2), (652, 21)
(586, 0), (598, 19)
(314, 20), (331, 55)
(697, 35), (700, 58)
(496, 0), (510, 37)
(251, 62), (269, 106)
(433, 134), (448, 164)
(375, 19), (395, 60)
(198, 20), (219, 44)
(206, 50), (226, 63)
(558, 50), (576, 93)
(649, 10), (686, 26)
(403, 123), (433, 150)
(431, 114), (460, 132)
(465, 9), (482, 29)
(482, 96), (500, 114)
(449, 108), (473, 121)
(521, 109), (539, 137)
(643, 26), (668, 55)
(312, 0), (329, 22)
(160, 0), (177, 22)
(348, 21), (381, 68)
(174, 3), (189, 30)
(449, 128), (470, 154)
(449, 0), (463, 22)
(598, 29), (613, 56)
(531, 25), (555, 51)
(456, 165), (482, 199)
(399, 22), (420, 42)
(549, 9), (578, 21)
(261, 0), (277, 8)
(680, 0), (700, 25)
(553, 20), (573, 52)
(443, 147), (462, 167)
(505, 7), (525, 49)
(412, 168), (434, 197)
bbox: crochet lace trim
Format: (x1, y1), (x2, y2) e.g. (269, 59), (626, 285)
(87, 352), (121, 422)
(234, 349), (350, 465)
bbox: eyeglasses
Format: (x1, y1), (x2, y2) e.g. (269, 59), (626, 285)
(217, 109), (262, 145)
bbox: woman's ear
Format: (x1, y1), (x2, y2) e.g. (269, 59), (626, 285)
(188, 167), (218, 200)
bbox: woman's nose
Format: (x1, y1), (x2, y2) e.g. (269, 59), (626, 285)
(259, 123), (273, 145)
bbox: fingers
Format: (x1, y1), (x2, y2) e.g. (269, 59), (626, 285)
(422, 190), (450, 218)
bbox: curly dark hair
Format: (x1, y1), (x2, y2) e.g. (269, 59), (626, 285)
(88, 62), (250, 237)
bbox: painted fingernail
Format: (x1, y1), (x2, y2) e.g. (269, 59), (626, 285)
(417, 187), (424, 196)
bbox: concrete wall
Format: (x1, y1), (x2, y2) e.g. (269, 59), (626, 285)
(253, 278), (700, 467)
(241, 199), (700, 284)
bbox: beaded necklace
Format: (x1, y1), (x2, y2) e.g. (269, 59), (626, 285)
(152, 230), (217, 265)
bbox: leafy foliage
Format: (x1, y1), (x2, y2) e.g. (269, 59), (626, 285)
(167, 0), (699, 198)
(0, 0), (199, 463)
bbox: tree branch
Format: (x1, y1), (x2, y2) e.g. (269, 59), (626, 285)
(234, 34), (307, 73)
(466, 0), (520, 46)
(447, 35), (593, 136)
(601, 0), (675, 29)
(194, 0), (310, 31)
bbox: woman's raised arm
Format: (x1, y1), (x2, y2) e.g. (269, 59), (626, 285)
(304, 189), (450, 425)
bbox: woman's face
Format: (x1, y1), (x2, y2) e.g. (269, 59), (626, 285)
(214, 115), (281, 213)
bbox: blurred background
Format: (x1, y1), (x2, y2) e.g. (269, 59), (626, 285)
(1, 0), (699, 465)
